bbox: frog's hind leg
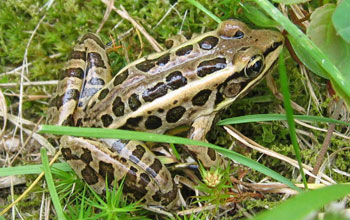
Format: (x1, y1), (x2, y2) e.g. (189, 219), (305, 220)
(102, 138), (178, 207)
(47, 33), (112, 126)
(60, 136), (178, 208)
(73, 34), (112, 125)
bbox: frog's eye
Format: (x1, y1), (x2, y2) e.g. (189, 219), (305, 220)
(244, 55), (264, 78)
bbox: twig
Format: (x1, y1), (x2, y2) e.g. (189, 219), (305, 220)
(309, 100), (343, 182)
(100, 0), (163, 52)
(119, 5), (163, 51)
(0, 53), (61, 77)
(301, 66), (321, 114)
(0, 113), (55, 154)
(179, 10), (188, 34)
(266, 74), (306, 114)
(96, 0), (114, 34)
(319, 147), (350, 178)
(10, 117), (44, 165)
(153, 2), (178, 30)
(3, 93), (50, 100)
(135, 28), (144, 59)
(224, 125), (335, 184)
(333, 168), (350, 177)
(0, 80), (58, 88)
(17, 14), (47, 158)
(295, 119), (350, 140)
(176, 204), (217, 216)
(0, 89), (7, 139)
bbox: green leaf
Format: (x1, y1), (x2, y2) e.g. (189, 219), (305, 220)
(253, 184), (350, 220)
(41, 148), (66, 220)
(38, 125), (302, 192)
(0, 163), (71, 176)
(241, 3), (278, 28)
(185, 0), (221, 23)
(218, 114), (350, 126)
(307, 4), (350, 106)
(332, 0), (350, 43)
(272, 0), (310, 5)
(278, 52), (308, 189)
(288, 34), (329, 79)
(307, 4), (350, 82)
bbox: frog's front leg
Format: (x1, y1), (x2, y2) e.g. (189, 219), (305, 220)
(72, 34), (113, 126)
(186, 113), (224, 169)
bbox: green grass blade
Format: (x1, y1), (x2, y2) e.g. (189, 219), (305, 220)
(253, 184), (350, 220)
(39, 125), (301, 192)
(279, 53), (308, 190)
(254, 0), (350, 107)
(0, 163), (71, 177)
(218, 114), (350, 126)
(40, 148), (66, 220)
(241, 3), (278, 28)
(185, 0), (221, 23)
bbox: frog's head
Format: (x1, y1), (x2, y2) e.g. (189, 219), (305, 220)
(215, 20), (284, 110)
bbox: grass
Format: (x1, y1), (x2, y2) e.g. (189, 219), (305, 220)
(1, 0), (350, 219)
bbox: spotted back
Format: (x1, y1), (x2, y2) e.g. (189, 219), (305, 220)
(83, 20), (284, 134)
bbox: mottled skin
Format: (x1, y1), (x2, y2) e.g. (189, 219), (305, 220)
(48, 20), (284, 208)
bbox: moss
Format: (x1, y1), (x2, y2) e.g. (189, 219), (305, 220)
(1, 0), (348, 218)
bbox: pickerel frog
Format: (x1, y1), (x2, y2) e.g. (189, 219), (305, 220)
(47, 20), (284, 208)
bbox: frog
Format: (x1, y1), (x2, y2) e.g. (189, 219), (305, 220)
(47, 19), (284, 208)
